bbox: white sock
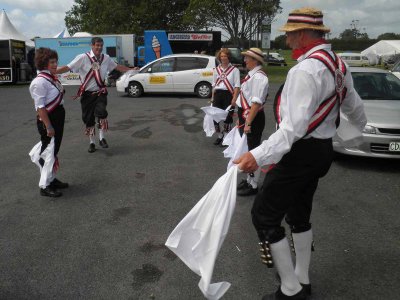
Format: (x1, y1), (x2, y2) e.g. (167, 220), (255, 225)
(89, 135), (95, 144)
(248, 168), (261, 188)
(271, 238), (302, 296)
(99, 129), (105, 140)
(292, 229), (313, 284)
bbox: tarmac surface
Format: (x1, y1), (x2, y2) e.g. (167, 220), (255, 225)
(0, 84), (399, 300)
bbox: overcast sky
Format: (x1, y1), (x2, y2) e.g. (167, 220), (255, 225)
(1, 0), (399, 39)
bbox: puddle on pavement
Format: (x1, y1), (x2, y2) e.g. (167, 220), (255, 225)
(161, 104), (203, 133)
(131, 264), (164, 288)
(131, 127), (152, 138)
(107, 206), (133, 224)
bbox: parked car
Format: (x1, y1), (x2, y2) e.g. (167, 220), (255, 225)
(337, 53), (369, 67)
(333, 67), (400, 158)
(116, 54), (217, 98)
(390, 58), (400, 80)
(263, 52), (287, 66)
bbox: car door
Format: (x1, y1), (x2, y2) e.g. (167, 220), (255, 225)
(173, 57), (209, 92)
(141, 57), (175, 92)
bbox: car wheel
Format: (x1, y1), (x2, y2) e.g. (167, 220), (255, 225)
(127, 82), (143, 97)
(195, 82), (212, 98)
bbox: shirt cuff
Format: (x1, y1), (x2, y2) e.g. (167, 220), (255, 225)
(250, 145), (267, 167)
(250, 96), (263, 105)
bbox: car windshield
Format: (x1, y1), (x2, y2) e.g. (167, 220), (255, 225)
(393, 61), (400, 72)
(352, 72), (400, 100)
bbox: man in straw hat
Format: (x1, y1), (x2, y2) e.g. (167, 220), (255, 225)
(236, 47), (269, 197)
(234, 7), (367, 300)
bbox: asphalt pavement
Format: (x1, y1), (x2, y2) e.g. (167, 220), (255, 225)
(0, 84), (399, 300)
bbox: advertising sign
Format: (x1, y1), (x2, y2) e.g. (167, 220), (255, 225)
(0, 68), (12, 82)
(168, 33), (213, 41)
(261, 23), (271, 49)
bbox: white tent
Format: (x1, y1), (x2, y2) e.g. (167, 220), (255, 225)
(53, 28), (71, 38)
(362, 40), (400, 64)
(73, 32), (93, 37)
(0, 10), (34, 46)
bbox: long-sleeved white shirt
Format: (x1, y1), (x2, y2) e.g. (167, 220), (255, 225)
(236, 65), (269, 107)
(29, 70), (64, 111)
(250, 44), (367, 167)
(67, 50), (117, 92)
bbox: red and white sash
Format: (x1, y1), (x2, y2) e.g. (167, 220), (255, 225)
(76, 52), (107, 98)
(239, 70), (267, 119)
(214, 64), (236, 94)
(274, 49), (347, 136)
(37, 72), (64, 113)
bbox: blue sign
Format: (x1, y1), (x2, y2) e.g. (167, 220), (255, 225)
(144, 30), (172, 65)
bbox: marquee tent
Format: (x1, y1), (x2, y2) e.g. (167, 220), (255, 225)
(362, 40), (400, 64)
(0, 10), (34, 46)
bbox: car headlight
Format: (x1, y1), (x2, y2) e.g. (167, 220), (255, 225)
(362, 125), (376, 134)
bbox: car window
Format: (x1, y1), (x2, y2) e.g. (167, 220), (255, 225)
(175, 57), (208, 71)
(352, 72), (400, 100)
(150, 58), (175, 73)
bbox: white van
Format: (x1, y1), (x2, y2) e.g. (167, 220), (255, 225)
(338, 53), (369, 67)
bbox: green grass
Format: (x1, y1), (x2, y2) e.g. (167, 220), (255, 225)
(262, 50), (294, 83)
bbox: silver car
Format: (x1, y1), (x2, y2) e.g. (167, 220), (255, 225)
(333, 67), (400, 158)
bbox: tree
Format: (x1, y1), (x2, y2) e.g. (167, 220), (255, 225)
(184, 0), (281, 47)
(377, 32), (400, 40)
(65, 0), (191, 36)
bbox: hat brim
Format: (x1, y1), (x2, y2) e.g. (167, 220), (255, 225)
(279, 23), (330, 33)
(241, 51), (265, 64)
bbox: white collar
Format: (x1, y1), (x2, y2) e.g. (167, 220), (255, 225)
(219, 63), (232, 70)
(37, 69), (51, 75)
(297, 44), (332, 62)
(248, 65), (263, 77)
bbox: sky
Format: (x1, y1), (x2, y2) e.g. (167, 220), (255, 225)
(1, 0), (400, 40)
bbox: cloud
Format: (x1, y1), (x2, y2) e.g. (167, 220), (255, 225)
(4, 0), (75, 38)
(272, 0), (400, 39)
(1, 0), (74, 12)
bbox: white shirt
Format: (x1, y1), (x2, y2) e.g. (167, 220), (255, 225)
(212, 64), (241, 91)
(236, 65), (269, 107)
(67, 50), (117, 92)
(29, 70), (64, 111)
(250, 44), (367, 167)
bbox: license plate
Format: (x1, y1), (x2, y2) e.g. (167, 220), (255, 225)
(389, 142), (400, 152)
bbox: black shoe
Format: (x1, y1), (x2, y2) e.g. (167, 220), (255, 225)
(99, 138), (108, 148)
(40, 187), (62, 198)
(237, 179), (249, 191)
(262, 286), (307, 300)
(88, 143), (96, 153)
(300, 284), (311, 296)
(275, 273), (311, 296)
(237, 183), (258, 196)
(213, 137), (223, 145)
(49, 178), (69, 189)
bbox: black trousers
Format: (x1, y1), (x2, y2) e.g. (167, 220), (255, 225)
(37, 105), (65, 156)
(251, 137), (334, 243)
(213, 89), (233, 124)
(237, 107), (265, 151)
(80, 91), (108, 127)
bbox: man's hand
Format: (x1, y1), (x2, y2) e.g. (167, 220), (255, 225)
(233, 152), (258, 173)
(244, 124), (251, 134)
(46, 126), (55, 137)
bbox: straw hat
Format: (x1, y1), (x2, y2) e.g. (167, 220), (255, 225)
(279, 7), (330, 33)
(241, 48), (265, 64)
